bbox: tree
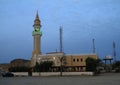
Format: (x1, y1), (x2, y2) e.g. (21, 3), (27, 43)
(86, 57), (100, 72)
(40, 61), (53, 72)
(9, 66), (29, 72)
(34, 61), (53, 72)
(112, 61), (120, 69)
(59, 55), (66, 76)
(34, 62), (40, 72)
(112, 61), (120, 72)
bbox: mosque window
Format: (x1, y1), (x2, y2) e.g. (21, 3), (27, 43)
(81, 58), (83, 62)
(73, 59), (75, 62)
(81, 67), (83, 71)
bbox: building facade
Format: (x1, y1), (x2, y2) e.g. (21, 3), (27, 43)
(30, 11), (98, 71)
(37, 52), (98, 72)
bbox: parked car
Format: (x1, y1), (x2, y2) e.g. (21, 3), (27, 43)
(0, 71), (5, 77)
(0, 72), (2, 77)
(2, 72), (14, 77)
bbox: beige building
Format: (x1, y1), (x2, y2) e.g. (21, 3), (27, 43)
(37, 52), (98, 72)
(30, 12), (98, 71)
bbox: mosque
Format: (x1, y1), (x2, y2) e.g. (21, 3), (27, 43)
(30, 11), (98, 72)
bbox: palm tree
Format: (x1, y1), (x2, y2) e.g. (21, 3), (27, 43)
(59, 54), (66, 76)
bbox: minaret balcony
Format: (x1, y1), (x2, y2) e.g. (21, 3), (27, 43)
(32, 31), (42, 36)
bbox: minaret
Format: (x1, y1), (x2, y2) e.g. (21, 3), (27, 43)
(30, 11), (42, 67)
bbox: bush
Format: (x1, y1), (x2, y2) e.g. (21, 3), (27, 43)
(34, 61), (54, 72)
(9, 66), (29, 72)
(115, 67), (120, 73)
(112, 61), (120, 69)
(86, 57), (99, 72)
(112, 61), (120, 73)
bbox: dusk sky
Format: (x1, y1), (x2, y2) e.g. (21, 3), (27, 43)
(0, 0), (120, 63)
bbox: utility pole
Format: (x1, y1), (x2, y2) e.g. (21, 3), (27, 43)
(60, 26), (63, 52)
(59, 26), (64, 76)
(92, 38), (96, 53)
(113, 41), (116, 62)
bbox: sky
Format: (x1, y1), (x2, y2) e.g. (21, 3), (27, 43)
(0, 0), (120, 63)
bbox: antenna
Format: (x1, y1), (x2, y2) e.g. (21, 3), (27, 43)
(60, 26), (63, 52)
(92, 38), (96, 53)
(113, 41), (116, 62)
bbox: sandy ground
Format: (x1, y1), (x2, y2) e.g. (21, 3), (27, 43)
(0, 73), (120, 85)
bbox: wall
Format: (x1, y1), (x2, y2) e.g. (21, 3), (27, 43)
(13, 72), (94, 76)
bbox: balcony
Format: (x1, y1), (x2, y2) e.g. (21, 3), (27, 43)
(32, 31), (42, 36)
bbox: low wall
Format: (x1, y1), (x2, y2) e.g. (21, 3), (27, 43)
(13, 72), (94, 77)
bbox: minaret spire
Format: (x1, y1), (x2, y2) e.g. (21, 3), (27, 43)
(34, 11), (41, 27)
(36, 10), (39, 20)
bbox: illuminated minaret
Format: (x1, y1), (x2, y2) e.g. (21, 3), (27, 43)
(30, 11), (42, 67)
